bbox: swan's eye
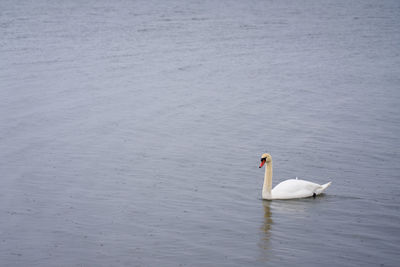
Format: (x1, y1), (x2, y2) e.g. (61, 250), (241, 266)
(261, 158), (266, 162)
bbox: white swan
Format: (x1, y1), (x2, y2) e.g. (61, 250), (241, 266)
(259, 153), (331, 200)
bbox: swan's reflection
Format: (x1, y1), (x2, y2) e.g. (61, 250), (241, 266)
(259, 200), (273, 250)
(259, 197), (328, 263)
(259, 198), (316, 249)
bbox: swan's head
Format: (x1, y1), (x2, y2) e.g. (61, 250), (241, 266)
(259, 153), (271, 168)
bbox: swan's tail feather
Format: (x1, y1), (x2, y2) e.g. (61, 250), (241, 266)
(316, 181), (332, 195)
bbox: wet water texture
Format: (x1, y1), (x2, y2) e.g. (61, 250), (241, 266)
(1, 0), (400, 266)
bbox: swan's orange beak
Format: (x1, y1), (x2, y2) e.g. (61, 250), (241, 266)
(259, 159), (266, 168)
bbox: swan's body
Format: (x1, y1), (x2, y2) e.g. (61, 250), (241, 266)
(259, 153), (331, 200)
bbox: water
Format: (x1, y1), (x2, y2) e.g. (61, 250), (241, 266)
(1, 0), (400, 266)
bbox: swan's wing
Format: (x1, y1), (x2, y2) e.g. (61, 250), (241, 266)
(271, 179), (325, 199)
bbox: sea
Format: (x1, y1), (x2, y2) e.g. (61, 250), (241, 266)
(1, 0), (400, 266)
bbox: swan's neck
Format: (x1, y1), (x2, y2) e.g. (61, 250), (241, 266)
(262, 161), (273, 199)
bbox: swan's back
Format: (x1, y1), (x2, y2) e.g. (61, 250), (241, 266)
(271, 179), (331, 200)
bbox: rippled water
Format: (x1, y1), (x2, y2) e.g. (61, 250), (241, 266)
(1, 0), (400, 266)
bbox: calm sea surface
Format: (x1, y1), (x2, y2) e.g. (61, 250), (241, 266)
(1, 0), (400, 266)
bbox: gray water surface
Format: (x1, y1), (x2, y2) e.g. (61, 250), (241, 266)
(1, 0), (400, 266)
